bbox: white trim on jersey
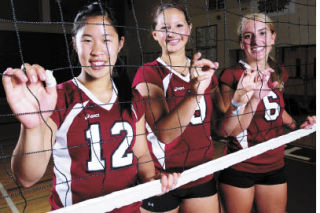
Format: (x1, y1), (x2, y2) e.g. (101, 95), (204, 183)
(236, 129), (248, 149)
(157, 57), (191, 82)
(162, 73), (172, 96)
(131, 105), (138, 120)
(146, 123), (166, 169)
(72, 78), (118, 111)
(53, 101), (89, 207)
(143, 57), (192, 170)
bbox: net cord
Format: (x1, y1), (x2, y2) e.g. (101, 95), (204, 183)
(51, 125), (316, 213)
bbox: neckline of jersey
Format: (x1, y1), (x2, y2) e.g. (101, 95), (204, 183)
(72, 78), (118, 111)
(157, 57), (191, 82)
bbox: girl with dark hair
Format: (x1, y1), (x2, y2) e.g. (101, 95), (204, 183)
(132, 3), (221, 213)
(3, 2), (178, 212)
(218, 13), (316, 213)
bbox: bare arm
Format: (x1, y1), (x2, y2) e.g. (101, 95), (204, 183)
(218, 69), (273, 137)
(217, 75), (254, 137)
(216, 84), (233, 114)
(282, 110), (297, 130)
(133, 114), (155, 183)
(2, 64), (57, 187)
(136, 82), (200, 143)
(282, 110), (316, 130)
(12, 119), (56, 187)
(136, 53), (218, 143)
(133, 115), (179, 192)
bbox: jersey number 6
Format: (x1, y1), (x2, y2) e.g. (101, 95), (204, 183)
(262, 91), (281, 121)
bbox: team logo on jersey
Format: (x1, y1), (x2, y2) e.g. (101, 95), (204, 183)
(174, 86), (185, 92)
(85, 113), (100, 120)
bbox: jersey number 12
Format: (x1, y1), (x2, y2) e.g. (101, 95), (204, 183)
(86, 122), (134, 172)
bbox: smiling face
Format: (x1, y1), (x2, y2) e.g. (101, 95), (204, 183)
(152, 8), (191, 55)
(240, 19), (276, 65)
(73, 15), (124, 80)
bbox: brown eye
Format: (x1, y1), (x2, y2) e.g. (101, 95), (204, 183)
(82, 39), (92, 43)
(243, 34), (251, 40)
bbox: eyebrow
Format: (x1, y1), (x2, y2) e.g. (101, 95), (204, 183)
(81, 33), (112, 37)
(81, 34), (92, 37)
(243, 27), (267, 34)
(257, 28), (267, 31)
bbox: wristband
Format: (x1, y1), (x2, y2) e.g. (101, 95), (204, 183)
(231, 99), (247, 115)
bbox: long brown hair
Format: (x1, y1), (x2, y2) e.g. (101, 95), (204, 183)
(73, 2), (132, 114)
(151, 2), (191, 30)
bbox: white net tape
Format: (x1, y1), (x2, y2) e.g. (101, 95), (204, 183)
(52, 125), (316, 213)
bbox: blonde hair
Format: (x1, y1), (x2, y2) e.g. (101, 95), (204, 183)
(238, 13), (283, 90)
(237, 13), (275, 42)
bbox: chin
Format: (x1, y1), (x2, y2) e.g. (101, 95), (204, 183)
(248, 54), (267, 62)
(88, 69), (110, 78)
(166, 47), (183, 54)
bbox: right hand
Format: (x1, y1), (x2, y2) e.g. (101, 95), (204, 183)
(190, 52), (219, 95)
(300, 115), (316, 129)
(160, 172), (180, 193)
(2, 63), (57, 129)
(233, 67), (276, 105)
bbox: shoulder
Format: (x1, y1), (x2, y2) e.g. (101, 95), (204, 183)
(55, 79), (90, 108)
(219, 64), (243, 87)
(131, 89), (145, 121)
(132, 59), (167, 88)
(220, 64), (243, 78)
(211, 73), (219, 88)
(51, 79), (76, 128)
(132, 89), (143, 102)
(56, 79), (75, 92)
(137, 60), (161, 73)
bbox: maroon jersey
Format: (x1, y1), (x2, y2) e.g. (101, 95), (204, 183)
(220, 63), (289, 173)
(132, 58), (218, 187)
(49, 79), (144, 212)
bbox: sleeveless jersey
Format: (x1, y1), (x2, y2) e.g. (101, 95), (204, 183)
(49, 79), (144, 212)
(132, 58), (218, 187)
(220, 63), (289, 173)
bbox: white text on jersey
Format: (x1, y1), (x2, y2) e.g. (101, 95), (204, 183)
(85, 114), (100, 120)
(174, 86), (185, 92)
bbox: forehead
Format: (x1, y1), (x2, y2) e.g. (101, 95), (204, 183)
(77, 15), (116, 36)
(156, 8), (186, 23)
(242, 19), (268, 33)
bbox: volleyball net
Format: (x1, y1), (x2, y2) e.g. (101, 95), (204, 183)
(52, 125), (316, 213)
(0, 0), (316, 212)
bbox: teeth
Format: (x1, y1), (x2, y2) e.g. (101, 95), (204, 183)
(91, 62), (104, 66)
(167, 39), (179, 44)
(252, 47), (263, 51)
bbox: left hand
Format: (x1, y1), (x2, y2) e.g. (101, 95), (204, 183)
(251, 68), (278, 100)
(300, 115), (316, 129)
(232, 68), (275, 105)
(160, 172), (180, 193)
(190, 52), (218, 95)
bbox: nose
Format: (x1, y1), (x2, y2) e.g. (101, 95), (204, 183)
(164, 25), (177, 37)
(250, 34), (257, 45)
(91, 41), (106, 56)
